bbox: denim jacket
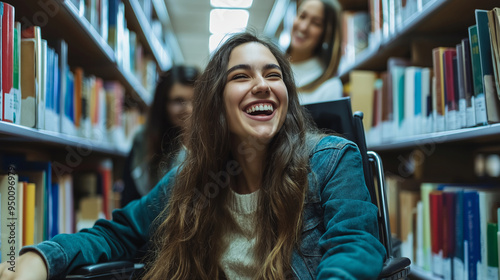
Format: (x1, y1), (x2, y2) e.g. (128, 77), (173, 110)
(22, 135), (386, 279)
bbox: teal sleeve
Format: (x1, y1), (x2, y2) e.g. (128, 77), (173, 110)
(20, 167), (178, 279)
(316, 143), (386, 280)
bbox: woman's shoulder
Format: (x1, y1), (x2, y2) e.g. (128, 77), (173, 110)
(307, 134), (357, 156)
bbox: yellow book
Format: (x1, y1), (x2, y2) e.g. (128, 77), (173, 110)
(23, 183), (35, 246)
(349, 70), (378, 132)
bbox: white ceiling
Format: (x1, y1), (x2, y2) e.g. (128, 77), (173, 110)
(164, 0), (277, 70)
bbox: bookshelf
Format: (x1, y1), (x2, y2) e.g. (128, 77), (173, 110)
(0, 122), (127, 157)
(124, 0), (171, 71)
(0, 0), (177, 253)
(370, 123), (500, 152)
(336, 0), (500, 279)
(337, 0), (497, 81)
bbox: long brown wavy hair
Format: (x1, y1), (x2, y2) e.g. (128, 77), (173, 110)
(143, 32), (316, 280)
(287, 0), (343, 92)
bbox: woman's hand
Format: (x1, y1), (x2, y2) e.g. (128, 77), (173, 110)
(0, 251), (48, 280)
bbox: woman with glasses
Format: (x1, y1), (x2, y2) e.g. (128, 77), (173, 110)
(121, 65), (200, 206)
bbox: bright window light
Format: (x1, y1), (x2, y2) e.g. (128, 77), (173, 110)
(209, 9), (249, 34)
(210, 0), (253, 8)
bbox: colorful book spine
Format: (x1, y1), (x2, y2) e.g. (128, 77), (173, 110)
(443, 49), (458, 130)
(430, 190), (444, 277)
(468, 25), (488, 125)
(461, 38), (476, 127)
(475, 9), (500, 123)
(2, 3), (15, 123)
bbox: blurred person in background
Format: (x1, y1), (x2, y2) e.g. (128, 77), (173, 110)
(287, 0), (344, 105)
(121, 65), (200, 206)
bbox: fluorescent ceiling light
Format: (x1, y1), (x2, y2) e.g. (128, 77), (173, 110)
(209, 9), (249, 34)
(210, 0), (253, 8)
(209, 33), (232, 53)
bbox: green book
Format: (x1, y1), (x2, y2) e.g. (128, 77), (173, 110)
(468, 25), (488, 125)
(487, 223), (498, 279)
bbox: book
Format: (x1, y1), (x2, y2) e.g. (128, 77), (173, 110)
(430, 190), (444, 277)
(21, 26), (44, 129)
(20, 39), (37, 128)
(475, 9), (500, 124)
(2, 3), (18, 124)
(349, 70), (378, 133)
(461, 38), (477, 127)
(1, 154), (52, 241)
(443, 49), (459, 131)
(456, 43), (469, 128)
(488, 223), (499, 279)
(478, 190), (500, 278)
(19, 171), (45, 244)
(487, 8), (500, 99)
(22, 182), (35, 246)
(469, 24), (488, 125)
(464, 190), (481, 280)
(11, 21), (20, 125)
(399, 189), (420, 263)
(420, 182), (438, 272)
(432, 47), (450, 132)
(442, 191), (456, 278)
(403, 66), (417, 136)
(453, 189), (466, 280)
(52, 39), (68, 134)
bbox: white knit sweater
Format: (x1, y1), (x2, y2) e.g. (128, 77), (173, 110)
(220, 189), (260, 280)
(291, 57), (343, 105)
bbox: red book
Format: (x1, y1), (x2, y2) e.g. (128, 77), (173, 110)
(443, 49), (458, 112)
(442, 191), (456, 260)
(2, 3), (14, 122)
(429, 191), (443, 258)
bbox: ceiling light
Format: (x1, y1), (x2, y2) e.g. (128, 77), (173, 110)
(210, 0), (253, 8)
(209, 9), (249, 34)
(209, 33), (232, 53)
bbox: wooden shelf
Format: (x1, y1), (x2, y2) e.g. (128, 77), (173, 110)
(369, 123), (500, 152)
(7, 0), (151, 108)
(338, 0), (498, 82)
(0, 122), (127, 158)
(125, 0), (171, 71)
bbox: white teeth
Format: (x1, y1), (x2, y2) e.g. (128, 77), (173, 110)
(245, 103), (274, 114)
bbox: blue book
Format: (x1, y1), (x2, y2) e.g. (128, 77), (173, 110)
(414, 68), (422, 118)
(454, 190), (465, 279)
(49, 183), (59, 239)
(463, 190), (481, 280)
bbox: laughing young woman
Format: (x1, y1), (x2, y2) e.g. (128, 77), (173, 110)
(0, 32), (385, 280)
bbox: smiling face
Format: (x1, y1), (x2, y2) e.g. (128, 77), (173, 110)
(290, 0), (325, 62)
(223, 42), (288, 146)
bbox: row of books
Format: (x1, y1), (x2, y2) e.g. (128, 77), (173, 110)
(69, 0), (160, 87)
(339, 0), (436, 73)
(1, 3), (146, 149)
(0, 153), (119, 262)
(346, 8), (500, 146)
(387, 176), (500, 280)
